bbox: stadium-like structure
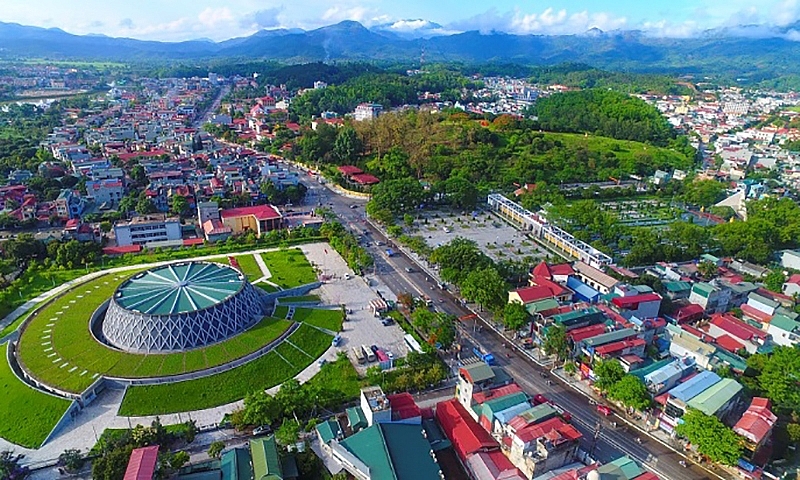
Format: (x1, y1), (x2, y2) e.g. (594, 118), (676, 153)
(102, 261), (265, 353)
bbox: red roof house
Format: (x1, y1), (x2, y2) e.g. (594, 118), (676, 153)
(472, 384), (523, 405)
(219, 204), (283, 237)
(337, 165), (363, 176)
(435, 399), (498, 462)
(123, 445), (159, 480)
(351, 173), (381, 185)
(387, 393), (421, 421)
(734, 397), (777, 447)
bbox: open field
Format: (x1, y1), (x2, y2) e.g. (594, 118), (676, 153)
(262, 249), (317, 288)
(293, 307), (344, 332)
(17, 272), (292, 393)
(119, 324), (332, 415)
(0, 344), (71, 448)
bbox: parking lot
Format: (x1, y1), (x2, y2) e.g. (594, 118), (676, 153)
(414, 209), (548, 263)
(300, 243), (408, 374)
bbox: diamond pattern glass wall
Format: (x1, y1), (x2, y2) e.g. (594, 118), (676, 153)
(102, 262), (266, 353)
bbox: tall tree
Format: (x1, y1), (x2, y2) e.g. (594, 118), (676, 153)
(502, 302), (530, 331)
(674, 409), (743, 466)
(460, 267), (508, 311)
(593, 359), (625, 392)
(607, 375), (651, 410)
(542, 324), (570, 363)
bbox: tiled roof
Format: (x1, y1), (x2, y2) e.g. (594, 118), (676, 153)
(351, 173), (381, 185)
(435, 399), (497, 461)
(337, 165), (363, 176)
(387, 393), (421, 420)
(710, 313), (768, 341)
(472, 383), (522, 405)
(734, 397), (777, 445)
(715, 334), (746, 353)
(611, 293), (661, 309)
(123, 445), (159, 480)
(221, 204), (281, 221)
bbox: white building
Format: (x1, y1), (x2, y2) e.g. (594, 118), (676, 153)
(354, 103), (383, 122)
(114, 216), (182, 246)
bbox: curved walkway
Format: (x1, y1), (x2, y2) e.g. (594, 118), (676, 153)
(0, 243), (328, 334)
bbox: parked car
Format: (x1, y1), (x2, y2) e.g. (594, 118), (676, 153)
(370, 345), (379, 353)
(596, 404), (612, 416)
(381, 317), (394, 326)
(253, 425), (272, 436)
(344, 273), (351, 280)
(404, 267), (413, 273)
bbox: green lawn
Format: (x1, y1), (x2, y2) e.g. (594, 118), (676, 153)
(278, 295), (321, 304)
(0, 343), (72, 448)
(232, 254), (263, 281)
(120, 325), (333, 415)
(273, 305), (290, 319)
(262, 249), (317, 289)
(257, 283), (279, 293)
(293, 308), (344, 332)
(17, 273), (292, 393)
(307, 354), (362, 399)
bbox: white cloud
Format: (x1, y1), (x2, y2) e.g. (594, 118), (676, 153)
(321, 6), (373, 24)
(197, 7), (235, 28)
(240, 7), (284, 30)
(451, 7), (627, 35)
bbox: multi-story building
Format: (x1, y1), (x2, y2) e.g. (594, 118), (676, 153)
(85, 178), (124, 205)
(114, 215), (181, 246)
(688, 282), (731, 314)
(353, 103), (383, 121)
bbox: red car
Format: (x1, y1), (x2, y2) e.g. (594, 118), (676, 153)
(596, 404), (612, 416)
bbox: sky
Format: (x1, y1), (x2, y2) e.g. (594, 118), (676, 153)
(1, 0), (800, 42)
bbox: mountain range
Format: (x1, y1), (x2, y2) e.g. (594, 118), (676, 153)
(2, 20), (800, 79)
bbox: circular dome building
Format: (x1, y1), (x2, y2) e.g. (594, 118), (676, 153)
(102, 262), (265, 353)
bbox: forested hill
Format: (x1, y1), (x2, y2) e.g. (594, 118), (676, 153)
(291, 111), (695, 189)
(531, 89), (676, 146)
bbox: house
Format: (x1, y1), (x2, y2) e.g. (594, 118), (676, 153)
(595, 456), (649, 480)
(780, 249), (800, 270)
(220, 204), (283, 237)
(608, 293), (662, 320)
(668, 303), (705, 324)
(662, 371), (722, 426)
(547, 307), (607, 333)
(530, 261), (574, 285)
(767, 314), (800, 346)
(85, 178), (124, 205)
(782, 274), (800, 297)
(662, 281), (692, 301)
(316, 418), (343, 455)
(508, 417), (582, 479)
(572, 262), (618, 294)
(643, 358), (695, 395)
(688, 282), (731, 314)
(436, 399), (526, 480)
(64, 219), (99, 242)
(472, 391), (530, 432)
(734, 398), (777, 464)
(509, 281), (572, 306)
(54, 189), (85, 219)
(359, 387), (422, 427)
(687, 378), (743, 422)
(666, 324), (717, 369)
(729, 260), (769, 279)
(593, 338), (647, 360)
(566, 277), (600, 303)
(250, 436), (298, 480)
(708, 313), (771, 354)
(741, 292), (779, 324)
(578, 328), (639, 358)
(123, 445), (159, 480)
(456, 361), (512, 411)
(114, 215), (182, 247)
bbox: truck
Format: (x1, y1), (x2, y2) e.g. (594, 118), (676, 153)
(472, 347), (496, 366)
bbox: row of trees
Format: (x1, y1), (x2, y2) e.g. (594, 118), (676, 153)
(2, 234), (102, 269)
(318, 220), (373, 274)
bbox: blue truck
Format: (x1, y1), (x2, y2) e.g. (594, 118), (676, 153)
(472, 347), (496, 366)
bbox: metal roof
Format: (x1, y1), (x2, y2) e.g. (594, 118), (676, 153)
(116, 262), (244, 315)
(687, 378), (743, 416)
(667, 370), (721, 403)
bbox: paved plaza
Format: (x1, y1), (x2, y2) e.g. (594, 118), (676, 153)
(415, 209), (547, 263)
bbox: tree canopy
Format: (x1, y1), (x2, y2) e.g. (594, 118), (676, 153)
(674, 409), (743, 466)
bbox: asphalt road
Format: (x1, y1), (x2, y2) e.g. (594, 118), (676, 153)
(290, 168), (719, 480)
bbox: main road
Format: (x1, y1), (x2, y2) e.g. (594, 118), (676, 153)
(291, 167), (719, 480)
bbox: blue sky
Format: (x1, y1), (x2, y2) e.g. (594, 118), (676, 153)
(1, 0), (799, 41)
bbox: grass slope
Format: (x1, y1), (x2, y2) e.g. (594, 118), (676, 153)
(233, 254), (263, 281)
(262, 249), (317, 289)
(119, 325), (333, 415)
(17, 273), (291, 393)
(293, 308), (344, 332)
(0, 344), (71, 448)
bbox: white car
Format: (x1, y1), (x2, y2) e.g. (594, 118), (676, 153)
(386, 351), (394, 360)
(344, 273), (351, 280)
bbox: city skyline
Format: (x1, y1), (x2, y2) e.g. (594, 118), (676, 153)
(1, 0), (800, 42)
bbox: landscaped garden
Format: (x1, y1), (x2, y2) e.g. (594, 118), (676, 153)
(0, 343), (72, 448)
(17, 272), (293, 394)
(118, 324), (333, 415)
(261, 249), (317, 289)
(292, 307), (344, 332)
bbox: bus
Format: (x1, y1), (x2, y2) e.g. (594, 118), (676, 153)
(404, 334), (424, 354)
(362, 345), (376, 362)
(353, 346), (366, 364)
